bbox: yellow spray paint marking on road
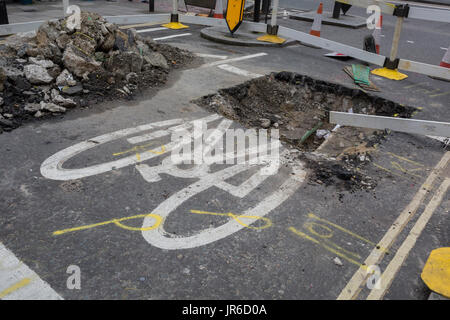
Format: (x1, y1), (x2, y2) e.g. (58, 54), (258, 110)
(385, 152), (424, 167)
(401, 82), (450, 99)
(113, 143), (166, 157)
(225, 0), (246, 34)
(113, 143), (166, 163)
(53, 213), (162, 236)
(421, 247), (450, 298)
(289, 213), (389, 268)
(288, 227), (367, 269)
(190, 210), (272, 230)
(307, 213), (389, 254)
(0, 278), (32, 299)
(390, 161), (422, 178)
(372, 151), (425, 179)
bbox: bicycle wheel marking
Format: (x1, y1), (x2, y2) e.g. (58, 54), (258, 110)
(41, 115), (307, 250)
(140, 161), (305, 250)
(40, 115), (220, 181)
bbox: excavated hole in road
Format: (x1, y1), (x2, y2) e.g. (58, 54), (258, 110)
(194, 71), (417, 193)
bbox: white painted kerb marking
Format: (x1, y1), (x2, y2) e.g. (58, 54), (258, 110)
(0, 243), (62, 300)
(136, 27), (168, 33)
(217, 64), (263, 78)
(203, 53), (268, 67)
(195, 53), (228, 60)
(154, 33), (192, 41)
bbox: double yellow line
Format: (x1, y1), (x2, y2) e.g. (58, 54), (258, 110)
(338, 152), (450, 300)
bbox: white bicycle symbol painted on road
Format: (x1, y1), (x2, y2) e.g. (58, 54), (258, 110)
(41, 115), (306, 250)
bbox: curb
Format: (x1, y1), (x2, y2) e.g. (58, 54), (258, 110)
(200, 26), (298, 47)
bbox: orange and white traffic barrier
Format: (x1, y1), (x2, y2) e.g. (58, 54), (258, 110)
(213, 0), (224, 19)
(310, 3), (323, 37)
(439, 45), (450, 68)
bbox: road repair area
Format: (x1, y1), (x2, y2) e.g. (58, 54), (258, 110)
(0, 0), (449, 301)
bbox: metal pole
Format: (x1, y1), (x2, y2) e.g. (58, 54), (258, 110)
(63, 0), (69, 18)
(254, 0), (261, 22)
(149, 0), (154, 12)
(270, 0), (279, 27)
(263, 0), (271, 24)
(332, 2), (341, 19)
(0, 0), (8, 25)
(172, 0), (178, 15)
(389, 17), (403, 63)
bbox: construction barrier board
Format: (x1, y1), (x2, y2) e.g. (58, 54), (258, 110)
(330, 112), (450, 137)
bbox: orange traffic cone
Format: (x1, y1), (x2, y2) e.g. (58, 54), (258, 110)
(440, 45), (450, 68)
(310, 3), (323, 37)
(213, 0), (224, 19)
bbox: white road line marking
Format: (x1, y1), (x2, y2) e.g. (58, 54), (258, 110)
(367, 178), (450, 300)
(136, 27), (168, 33)
(153, 33), (192, 41)
(337, 151), (450, 300)
(217, 64), (263, 78)
(203, 53), (268, 67)
(0, 243), (62, 300)
(195, 53), (229, 60)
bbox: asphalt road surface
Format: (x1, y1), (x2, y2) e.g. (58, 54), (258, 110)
(0, 6), (449, 301)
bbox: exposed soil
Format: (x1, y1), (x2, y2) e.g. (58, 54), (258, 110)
(195, 71), (417, 191)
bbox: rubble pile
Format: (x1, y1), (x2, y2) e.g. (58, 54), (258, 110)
(0, 12), (194, 133)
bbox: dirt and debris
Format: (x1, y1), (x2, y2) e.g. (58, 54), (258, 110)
(195, 71), (417, 191)
(0, 11), (195, 134)
(299, 152), (378, 193)
(196, 71), (415, 152)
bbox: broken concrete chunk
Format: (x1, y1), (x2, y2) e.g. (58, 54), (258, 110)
(24, 64), (53, 84)
(56, 33), (71, 50)
(51, 89), (77, 107)
(62, 45), (101, 78)
(1, 65), (24, 78)
(34, 110), (44, 118)
(260, 118), (271, 128)
(106, 51), (143, 78)
(40, 101), (66, 113)
(333, 257), (343, 266)
(61, 84), (83, 95)
(113, 30), (132, 52)
(143, 52), (169, 70)
(125, 72), (138, 84)
(29, 57), (55, 68)
(56, 69), (77, 87)
(24, 103), (41, 113)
